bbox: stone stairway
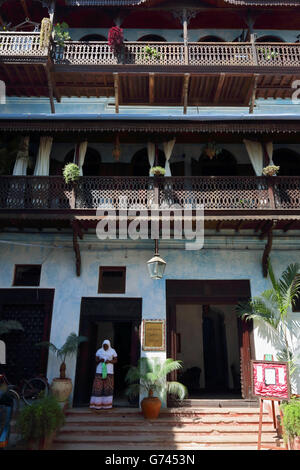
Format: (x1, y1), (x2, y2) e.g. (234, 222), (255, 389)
(51, 407), (284, 450)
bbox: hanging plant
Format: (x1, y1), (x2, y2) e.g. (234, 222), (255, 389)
(39, 18), (52, 49)
(108, 26), (124, 54)
(54, 22), (71, 48)
(150, 166), (166, 176)
(63, 163), (80, 184)
(204, 142), (221, 160)
(262, 165), (280, 176)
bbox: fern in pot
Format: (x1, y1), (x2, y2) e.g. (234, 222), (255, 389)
(125, 357), (187, 419)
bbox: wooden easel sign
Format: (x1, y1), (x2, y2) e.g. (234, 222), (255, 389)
(252, 360), (290, 450)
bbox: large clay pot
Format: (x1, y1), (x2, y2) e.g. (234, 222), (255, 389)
(141, 391), (162, 419)
(51, 378), (72, 403)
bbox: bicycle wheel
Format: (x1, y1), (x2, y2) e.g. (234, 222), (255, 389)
(21, 377), (49, 406)
(7, 389), (20, 417)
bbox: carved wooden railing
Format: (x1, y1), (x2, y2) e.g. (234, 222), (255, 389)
(54, 40), (300, 67)
(0, 32), (49, 60)
(0, 175), (299, 211)
(0, 34), (299, 68)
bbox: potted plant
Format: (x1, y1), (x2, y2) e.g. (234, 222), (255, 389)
(280, 397), (300, 450)
(63, 163), (80, 185)
(143, 45), (161, 61)
(262, 165), (280, 176)
(108, 26), (124, 59)
(125, 357), (187, 419)
(16, 394), (65, 450)
(36, 333), (87, 403)
(150, 166), (166, 176)
(53, 22), (71, 48)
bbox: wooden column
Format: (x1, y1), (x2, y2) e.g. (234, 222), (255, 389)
(114, 73), (119, 114)
(182, 8), (189, 66)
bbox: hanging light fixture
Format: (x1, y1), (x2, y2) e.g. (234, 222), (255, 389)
(147, 240), (166, 280)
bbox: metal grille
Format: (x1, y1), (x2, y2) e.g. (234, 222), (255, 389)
(0, 304), (47, 383)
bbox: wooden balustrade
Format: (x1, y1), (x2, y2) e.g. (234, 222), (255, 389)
(0, 33), (299, 68)
(0, 175), (299, 211)
(0, 32), (49, 59)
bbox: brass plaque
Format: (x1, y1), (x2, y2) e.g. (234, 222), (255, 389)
(143, 320), (165, 351)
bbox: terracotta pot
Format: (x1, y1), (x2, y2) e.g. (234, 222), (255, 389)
(51, 378), (72, 403)
(290, 436), (300, 450)
(141, 393), (162, 419)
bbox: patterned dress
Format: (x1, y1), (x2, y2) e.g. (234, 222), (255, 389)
(90, 341), (117, 410)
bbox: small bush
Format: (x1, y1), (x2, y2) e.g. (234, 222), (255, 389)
(16, 395), (65, 442)
(281, 397), (300, 443)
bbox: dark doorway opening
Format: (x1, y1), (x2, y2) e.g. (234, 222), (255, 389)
(74, 298), (142, 407)
(0, 289), (54, 383)
(167, 280), (253, 402)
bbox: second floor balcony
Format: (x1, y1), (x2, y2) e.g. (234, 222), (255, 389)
(0, 32), (300, 108)
(1, 175), (299, 214)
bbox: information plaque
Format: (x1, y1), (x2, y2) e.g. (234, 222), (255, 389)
(142, 320), (165, 351)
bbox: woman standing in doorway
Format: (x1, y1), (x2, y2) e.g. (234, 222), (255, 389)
(90, 339), (118, 410)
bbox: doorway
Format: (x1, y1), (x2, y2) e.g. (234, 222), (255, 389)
(167, 280), (253, 400)
(73, 298), (142, 407)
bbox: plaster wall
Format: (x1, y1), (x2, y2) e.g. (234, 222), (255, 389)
(0, 232), (299, 400)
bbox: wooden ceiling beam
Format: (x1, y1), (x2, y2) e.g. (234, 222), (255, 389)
(149, 72), (155, 105)
(213, 73), (225, 104)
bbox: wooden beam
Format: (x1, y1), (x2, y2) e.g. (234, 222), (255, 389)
(72, 221), (82, 277)
(114, 72), (119, 114)
(44, 63), (55, 114)
(249, 74), (259, 114)
(214, 73), (225, 104)
(182, 73), (190, 115)
(235, 220), (244, 232)
(20, 0), (30, 19)
(283, 220), (296, 233)
(262, 221), (277, 278)
(149, 72), (155, 104)
(216, 221), (224, 232)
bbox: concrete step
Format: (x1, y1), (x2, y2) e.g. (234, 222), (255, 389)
(51, 442), (272, 450)
(57, 423), (277, 434)
(53, 433), (281, 444)
(63, 414), (273, 424)
(67, 407), (268, 416)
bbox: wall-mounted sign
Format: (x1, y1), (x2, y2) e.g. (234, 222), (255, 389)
(252, 360), (290, 400)
(142, 320), (165, 351)
(264, 354), (274, 361)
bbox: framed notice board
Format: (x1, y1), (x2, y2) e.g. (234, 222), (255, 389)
(142, 320), (165, 351)
(252, 360), (290, 400)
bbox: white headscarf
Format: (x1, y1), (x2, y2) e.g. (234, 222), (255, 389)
(97, 340), (116, 361)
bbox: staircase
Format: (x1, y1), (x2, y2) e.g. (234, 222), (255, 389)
(51, 406), (284, 450)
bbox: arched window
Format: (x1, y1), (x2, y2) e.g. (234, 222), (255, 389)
(273, 148), (300, 176)
(256, 35), (284, 43)
(131, 147), (165, 176)
(138, 35), (166, 42)
(197, 149), (237, 176)
(80, 34), (107, 42)
(62, 147), (102, 176)
(198, 35), (225, 43)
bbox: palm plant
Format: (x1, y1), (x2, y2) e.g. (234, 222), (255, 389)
(0, 320), (23, 337)
(36, 333), (87, 379)
(125, 357), (187, 401)
(237, 261), (300, 381)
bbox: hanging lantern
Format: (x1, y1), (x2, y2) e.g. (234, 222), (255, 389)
(147, 240), (166, 280)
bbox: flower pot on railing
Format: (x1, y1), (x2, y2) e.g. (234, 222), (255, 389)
(150, 166), (166, 177)
(262, 165), (280, 177)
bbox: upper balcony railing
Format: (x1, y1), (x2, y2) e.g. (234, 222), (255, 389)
(0, 33), (300, 68)
(55, 41), (300, 67)
(0, 32), (49, 60)
(0, 175), (299, 212)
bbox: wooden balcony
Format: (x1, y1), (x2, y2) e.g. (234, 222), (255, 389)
(0, 33), (300, 107)
(0, 175), (300, 214)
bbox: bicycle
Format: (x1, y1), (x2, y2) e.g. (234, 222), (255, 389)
(0, 373), (49, 407)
